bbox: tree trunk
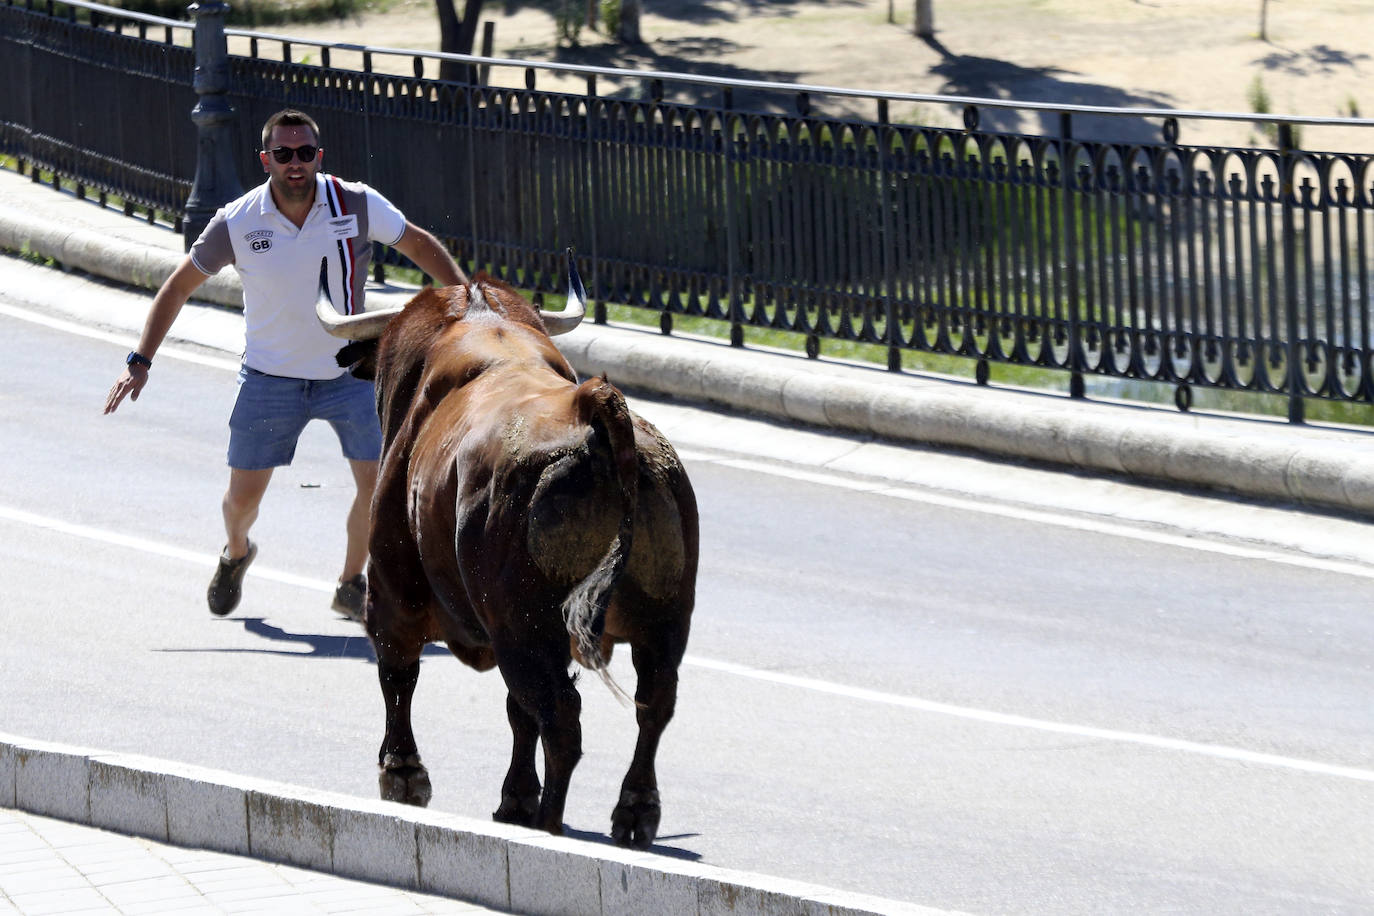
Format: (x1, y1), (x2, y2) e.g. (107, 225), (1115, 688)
(617, 0), (641, 44)
(436, 0), (484, 83)
(914, 0), (934, 38)
(586, 0), (598, 31)
(1258, 0), (1269, 41)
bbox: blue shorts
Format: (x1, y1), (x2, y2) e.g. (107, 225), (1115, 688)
(227, 366), (383, 470)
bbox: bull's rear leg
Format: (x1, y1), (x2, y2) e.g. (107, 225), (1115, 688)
(493, 693), (541, 827)
(496, 643), (583, 836)
(612, 629), (686, 849)
(376, 656), (432, 806)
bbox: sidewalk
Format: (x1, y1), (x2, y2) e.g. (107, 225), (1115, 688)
(0, 807), (496, 915)
(0, 735), (940, 916)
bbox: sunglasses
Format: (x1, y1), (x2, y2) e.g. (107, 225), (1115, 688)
(266, 144), (319, 164)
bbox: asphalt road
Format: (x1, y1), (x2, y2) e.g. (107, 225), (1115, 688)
(2, 266), (1373, 914)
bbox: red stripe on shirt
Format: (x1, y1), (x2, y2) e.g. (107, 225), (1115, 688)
(329, 177), (360, 315)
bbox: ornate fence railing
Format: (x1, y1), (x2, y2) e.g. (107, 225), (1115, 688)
(3, 0), (1374, 421)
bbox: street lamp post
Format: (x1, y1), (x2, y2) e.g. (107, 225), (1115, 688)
(183, 1), (243, 251)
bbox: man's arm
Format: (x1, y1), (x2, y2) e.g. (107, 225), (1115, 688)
(392, 222), (468, 288)
(103, 256), (210, 414)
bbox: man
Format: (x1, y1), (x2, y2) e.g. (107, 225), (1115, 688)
(104, 109), (466, 621)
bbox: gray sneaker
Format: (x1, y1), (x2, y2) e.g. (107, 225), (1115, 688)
(332, 573), (366, 622)
(207, 541), (257, 616)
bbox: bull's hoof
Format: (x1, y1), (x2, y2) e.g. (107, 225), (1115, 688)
(379, 753), (432, 807)
(611, 788), (661, 850)
(492, 792), (540, 828)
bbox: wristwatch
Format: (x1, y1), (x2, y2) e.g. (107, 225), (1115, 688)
(126, 351), (152, 370)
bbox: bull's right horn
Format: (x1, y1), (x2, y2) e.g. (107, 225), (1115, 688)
(540, 248), (586, 336)
(314, 257), (405, 340)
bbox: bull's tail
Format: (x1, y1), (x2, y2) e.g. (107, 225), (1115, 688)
(562, 376), (638, 694)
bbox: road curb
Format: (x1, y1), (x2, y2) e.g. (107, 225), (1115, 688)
(0, 203), (242, 308)
(0, 733), (946, 916)
(4, 195), (1374, 521)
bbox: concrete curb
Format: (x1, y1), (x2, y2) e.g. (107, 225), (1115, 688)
(0, 733), (945, 916)
(4, 194), (1374, 521)
(0, 203), (241, 308)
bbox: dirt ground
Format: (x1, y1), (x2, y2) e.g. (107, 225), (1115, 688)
(270, 0), (1373, 149)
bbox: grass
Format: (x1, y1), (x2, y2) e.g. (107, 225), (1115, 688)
(14, 242), (58, 269)
(381, 259), (1374, 429)
(5, 153), (1368, 430)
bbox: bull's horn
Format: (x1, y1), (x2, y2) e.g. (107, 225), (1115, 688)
(314, 257), (404, 340)
(540, 247), (586, 336)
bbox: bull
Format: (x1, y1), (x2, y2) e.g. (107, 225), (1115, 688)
(317, 251), (698, 848)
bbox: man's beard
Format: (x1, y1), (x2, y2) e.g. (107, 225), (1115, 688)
(272, 172), (314, 204)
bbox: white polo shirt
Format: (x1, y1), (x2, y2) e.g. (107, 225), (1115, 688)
(189, 174), (407, 379)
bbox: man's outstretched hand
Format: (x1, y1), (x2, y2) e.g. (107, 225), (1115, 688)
(104, 365), (148, 414)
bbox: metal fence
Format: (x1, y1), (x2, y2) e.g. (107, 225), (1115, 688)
(4, 0), (1374, 421)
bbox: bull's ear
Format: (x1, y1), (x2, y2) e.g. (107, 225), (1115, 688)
(335, 340), (379, 380)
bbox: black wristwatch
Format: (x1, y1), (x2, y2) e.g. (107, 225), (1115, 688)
(126, 351), (152, 370)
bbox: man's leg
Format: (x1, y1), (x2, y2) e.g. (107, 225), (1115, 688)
(208, 466), (274, 615)
(315, 371), (381, 620)
(223, 467), (274, 558)
(343, 459), (378, 580)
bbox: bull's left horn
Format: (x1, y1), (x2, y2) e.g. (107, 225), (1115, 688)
(314, 257), (404, 340)
(540, 247), (586, 336)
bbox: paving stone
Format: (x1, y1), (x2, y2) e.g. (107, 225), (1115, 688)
(0, 865), (91, 895)
(164, 764), (255, 856)
(88, 757), (169, 842)
(598, 846), (705, 916)
(0, 742), (15, 808)
(507, 834), (602, 916)
(699, 868), (837, 916)
(14, 743), (91, 824)
(246, 788), (334, 871)
(415, 812), (541, 909)
(7, 887), (112, 915)
(330, 799), (419, 890)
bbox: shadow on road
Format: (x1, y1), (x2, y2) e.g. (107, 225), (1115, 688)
(563, 824), (703, 861)
(156, 617), (449, 661)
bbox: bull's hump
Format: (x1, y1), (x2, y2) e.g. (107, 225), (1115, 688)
(441, 319), (552, 364)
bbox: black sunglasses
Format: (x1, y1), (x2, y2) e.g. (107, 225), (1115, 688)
(266, 144), (319, 164)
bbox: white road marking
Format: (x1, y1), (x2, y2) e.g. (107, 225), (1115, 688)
(684, 656), (1374, 784)
(677, 449), (1374, 582)
(0, 505), (331, 593)
(0, 301), (240, 371)
(7, 297), (1373, 580)
(3, 502), (1371, 785)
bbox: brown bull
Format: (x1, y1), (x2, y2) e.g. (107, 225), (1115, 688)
(318, 253), (697, 848)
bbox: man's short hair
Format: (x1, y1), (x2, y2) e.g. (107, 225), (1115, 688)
(261, 110), (320, 150)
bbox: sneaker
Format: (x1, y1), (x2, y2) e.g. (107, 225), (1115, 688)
(207, 541), (257, 616)
(332, 573), (367, 622)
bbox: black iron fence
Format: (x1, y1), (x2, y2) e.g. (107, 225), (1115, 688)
(4, 0), (1374, 421)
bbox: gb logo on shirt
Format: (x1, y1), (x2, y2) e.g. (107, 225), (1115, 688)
(245, 229), (273, 253)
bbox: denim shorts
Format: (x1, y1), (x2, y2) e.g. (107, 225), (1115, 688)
(227, 366), (383, 469)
